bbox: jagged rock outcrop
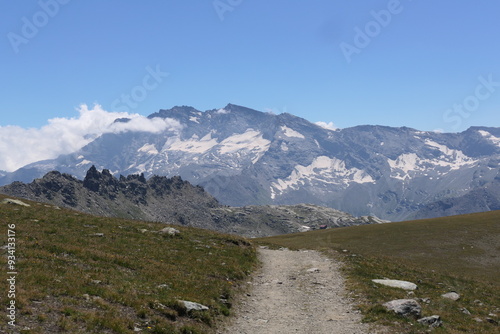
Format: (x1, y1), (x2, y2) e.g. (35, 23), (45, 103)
(0, 167), (385, 237)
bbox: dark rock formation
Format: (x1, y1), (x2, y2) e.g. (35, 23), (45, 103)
(0, 167), (385, 237)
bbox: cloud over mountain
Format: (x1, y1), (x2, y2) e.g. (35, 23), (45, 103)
(0, 104), (182, 172)
(315, 121), (337, 130)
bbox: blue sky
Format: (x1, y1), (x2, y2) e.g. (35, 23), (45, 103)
(0, 1), (499, 171)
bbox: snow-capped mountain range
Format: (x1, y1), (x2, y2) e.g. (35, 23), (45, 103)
(2, 104), (499, 221)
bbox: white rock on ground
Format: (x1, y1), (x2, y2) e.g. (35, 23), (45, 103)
(179, 300), (209, 312)
(159, 227), (180, 236)
(1, 198), (31, 207)
(372, 279), (417, 291)
(441, 292), (460, 301)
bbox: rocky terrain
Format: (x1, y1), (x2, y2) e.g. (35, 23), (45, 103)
(0, 166), (386, 237)
(2, 104), (499, 221)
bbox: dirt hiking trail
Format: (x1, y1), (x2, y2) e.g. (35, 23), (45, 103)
(220, 247), (378, 334)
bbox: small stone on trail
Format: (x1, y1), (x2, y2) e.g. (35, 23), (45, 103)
(307, 268), (320, 273)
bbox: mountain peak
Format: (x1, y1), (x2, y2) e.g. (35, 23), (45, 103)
(1, 104), (499, 222)
(148, 106), (201, 119)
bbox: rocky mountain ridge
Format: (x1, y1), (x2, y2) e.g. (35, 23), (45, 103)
(0, 166), (386, 237)
(1, 104), (499, 220)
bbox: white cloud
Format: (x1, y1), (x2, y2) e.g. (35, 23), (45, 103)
(315, 121), (337, 131)
(215, 108), (230, 114)
(0, 104), (182, 172)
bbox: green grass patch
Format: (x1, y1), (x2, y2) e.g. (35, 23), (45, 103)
(0, 194), (257, 333)
(257, 211), (500, 333)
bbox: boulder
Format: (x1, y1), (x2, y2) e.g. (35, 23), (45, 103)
(179, 300), (209, 312)
(418, 315), (442, 328)
(372, 279), (417, 290)
(441, 292), (460, 301)
(383, 299), (421, 317)
(1, 198), (30, 207)
(159, 227), (180, 236)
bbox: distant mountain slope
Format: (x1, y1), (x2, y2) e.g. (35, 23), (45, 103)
(0, 166), (383, 237)
(1, 104), (500, 220)
(410, 175), (500, 219)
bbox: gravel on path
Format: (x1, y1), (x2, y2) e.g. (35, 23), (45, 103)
(220, 247), (378, 334)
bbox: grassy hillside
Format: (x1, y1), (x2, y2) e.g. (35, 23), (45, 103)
(257, 211), (500, 333)
(0, 194), (256, 334)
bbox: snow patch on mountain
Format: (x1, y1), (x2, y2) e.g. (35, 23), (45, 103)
(167, 133), (218, 154)
(138, 144), (159, 155)
(388, 143), (478, 180)
(280, 126), (305, 139)
(162, 129), (271, 165)
(218, 129), (271, 156)
(270, 156), (374, 199)
(189, 116), (200, 123)
(478, 130), (500, 146)
(388, 153), (419, 179)
(77, 159), (93, 167)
